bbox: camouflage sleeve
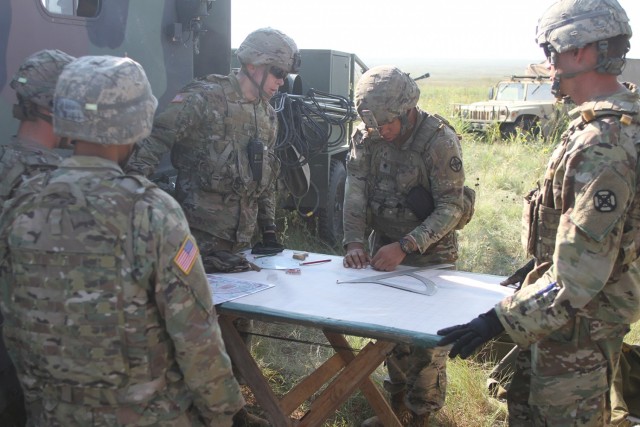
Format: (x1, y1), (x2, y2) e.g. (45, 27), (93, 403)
(408, 126), (465, 253)
(137, 189), (244, 423)
(257, 106), (280, 229)
(125, 90), (210, 177)
(342, 126), (371, 246)
(496, 131), (635, 347)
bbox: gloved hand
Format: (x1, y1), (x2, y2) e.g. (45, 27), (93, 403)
(437, 308), (505, 359)
(251, 228), (284, 255)
(500, 258), (535, 291)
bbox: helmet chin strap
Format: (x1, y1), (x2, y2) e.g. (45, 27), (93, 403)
(242, 65), (270, 100)
(398, 109), (414, 136)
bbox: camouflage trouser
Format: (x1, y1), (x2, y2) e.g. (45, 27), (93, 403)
(0, 322), (26, 427)
(383, 344), (449, 415)
(369, 231), (456, 415)
(507, 316), (628, 426)
(191, 229), (249, 254)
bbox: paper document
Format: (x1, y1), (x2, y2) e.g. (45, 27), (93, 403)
(207, 274), (274, 305)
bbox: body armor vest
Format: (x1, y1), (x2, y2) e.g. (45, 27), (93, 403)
(0, 138), (59, 202)
(523, 102), (640, 267)
(171, 75), (276, 198)
(3, 171), (175, 406)
(368, 113), (462, 239)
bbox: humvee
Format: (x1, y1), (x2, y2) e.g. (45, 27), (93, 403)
(0, 0), (366, 245)
(453, 64), (560, 139)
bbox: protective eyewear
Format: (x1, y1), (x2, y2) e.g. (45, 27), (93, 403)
(542, 44), (556, 66)
(269, 66), (288, 80)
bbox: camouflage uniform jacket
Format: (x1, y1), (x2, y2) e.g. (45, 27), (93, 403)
(343, 107), (465, 255)
(0, 136), (60, 212)
(496, 87), (640, 348)
(0, 156), (244, 425)
(126, 72), (280, 245)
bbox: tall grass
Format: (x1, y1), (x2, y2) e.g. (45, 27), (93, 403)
(249, 80), (639, 426)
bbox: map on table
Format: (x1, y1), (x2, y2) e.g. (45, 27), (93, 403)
(207, 274), (274, 305)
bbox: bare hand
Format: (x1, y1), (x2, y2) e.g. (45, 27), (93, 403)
(343, 244), (371, 269)
(370, 242), (405, 272)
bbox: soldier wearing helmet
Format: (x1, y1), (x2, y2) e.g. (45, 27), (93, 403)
(0, 55), (244, 426)
(1, 49), (75, 207)
(126, 26), (300, 263)
(125, 27), (298, 426)
(438, 1), (640, 426)
(0, 48), (75, 427)
(343, 65), (468, 426)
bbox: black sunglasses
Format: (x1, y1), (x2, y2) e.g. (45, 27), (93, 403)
(269, 66), (288, 80)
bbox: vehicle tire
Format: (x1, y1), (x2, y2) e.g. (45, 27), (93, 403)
(500, 116), (540, 140)
(318, 159), (346, 246)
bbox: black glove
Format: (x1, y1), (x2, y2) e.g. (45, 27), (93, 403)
(436, 308), (505, 359)
(500, 258), (535, 291)
(251, 228), (284, 255)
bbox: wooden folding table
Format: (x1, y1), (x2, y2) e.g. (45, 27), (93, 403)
(214, 250), (511, 426)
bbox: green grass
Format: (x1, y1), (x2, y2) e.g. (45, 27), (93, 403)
(246, 80), (640, 426)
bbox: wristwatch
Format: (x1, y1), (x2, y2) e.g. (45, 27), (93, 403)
(398, 237), (414, 255)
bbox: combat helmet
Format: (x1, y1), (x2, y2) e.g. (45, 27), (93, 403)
(53, 55), (157, 145)
(355, 65), (420, 127)
(237, 27), (300, 73)
(536, 0), (632, 74)
(10, 49), (75, 121)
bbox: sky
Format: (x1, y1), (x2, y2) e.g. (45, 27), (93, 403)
(230, 0), (640, 66)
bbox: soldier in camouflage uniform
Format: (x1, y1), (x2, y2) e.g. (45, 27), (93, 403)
(125, 27), (299, 426)
(0, 48), (75, 427)
(125, 27), (300, 258)
(342, 65), (467, 427)
(0, 55), (244, 426)
(438, 1), (640, 426)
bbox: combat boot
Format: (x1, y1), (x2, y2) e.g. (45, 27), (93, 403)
(409, 411), (431, 427)
(232, 408), (270, 427)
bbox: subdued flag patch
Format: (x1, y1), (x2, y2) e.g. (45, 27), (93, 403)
(174, 236), (199, 275)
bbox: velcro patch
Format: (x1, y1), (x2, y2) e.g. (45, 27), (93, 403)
(170, 93), (186, 103)
(570, 168), (630, 241)
(173, 235), (199, 275)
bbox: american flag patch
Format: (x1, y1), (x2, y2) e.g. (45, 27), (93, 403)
(170, 93), (186, 103)
(173, 236), (199, 275)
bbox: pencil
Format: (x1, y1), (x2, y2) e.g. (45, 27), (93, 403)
(299, 259), (332, 266)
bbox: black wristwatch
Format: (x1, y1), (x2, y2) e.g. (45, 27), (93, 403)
(398, 237), (414, 255)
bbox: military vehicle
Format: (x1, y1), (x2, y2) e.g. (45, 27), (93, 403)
(452, 64), (561, 139)
(0, 0), (366, 245)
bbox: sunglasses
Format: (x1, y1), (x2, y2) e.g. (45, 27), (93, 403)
(542, 44), (556, 65)
(269, 66), (288, 80)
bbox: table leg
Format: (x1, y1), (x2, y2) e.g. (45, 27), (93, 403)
(296, 332), (401, 427)
(218, 315), (292, 427)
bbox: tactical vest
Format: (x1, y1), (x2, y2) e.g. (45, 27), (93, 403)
(3, 171), (176, 407)
(171, 75), (277, 198)
(367, 113), (472, 239)
(0, 139), (59, 203)
(522, 101), (640, 267)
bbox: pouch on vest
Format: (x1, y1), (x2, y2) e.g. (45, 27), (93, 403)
(247, 138), (264, 182)
(456, 185), (476, 230)
(405, 185), (435, 221)
(405, 184), (475, 230)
